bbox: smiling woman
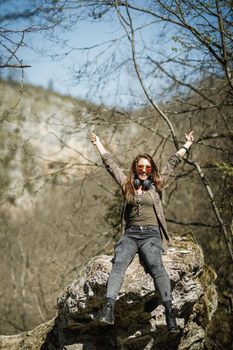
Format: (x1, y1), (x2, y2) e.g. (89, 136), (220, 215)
(124, 153), (161, 203)
(90, 130), (194, 333)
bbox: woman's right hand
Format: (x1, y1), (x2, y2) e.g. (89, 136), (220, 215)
(91, 133), (100, 145)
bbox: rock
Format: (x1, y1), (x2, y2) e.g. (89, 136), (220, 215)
(0, 232), (221, 350)
(54, 232), (218, 350)
(0, 318), (55, 350)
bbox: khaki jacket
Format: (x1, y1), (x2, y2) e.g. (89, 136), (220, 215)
(101, 152), (181, 250)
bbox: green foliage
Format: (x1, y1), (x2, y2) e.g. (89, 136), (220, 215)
(215, 162), (233, 176)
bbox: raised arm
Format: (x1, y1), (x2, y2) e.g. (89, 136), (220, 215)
(91, 133), (127, 188)
(160, 131), (194, 186)
(91, 133), (108, 156)
(176, 131), (194, 158)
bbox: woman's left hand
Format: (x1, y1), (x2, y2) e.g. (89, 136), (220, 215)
(185, 131), (194, 143)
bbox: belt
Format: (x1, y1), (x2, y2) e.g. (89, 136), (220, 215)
(126, 225), (160, 233)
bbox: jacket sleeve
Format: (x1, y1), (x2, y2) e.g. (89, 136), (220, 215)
(160, 152), (182, 187)
(101, 153), (127, 189)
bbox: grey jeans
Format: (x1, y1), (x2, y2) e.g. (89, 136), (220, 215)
(107, 226), (171, 302)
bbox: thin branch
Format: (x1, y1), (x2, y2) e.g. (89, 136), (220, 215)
(0, 64), (31, 69)
(115, 0), (180, 148)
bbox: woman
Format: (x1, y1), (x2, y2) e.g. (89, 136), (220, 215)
(91, 131), (194, 332)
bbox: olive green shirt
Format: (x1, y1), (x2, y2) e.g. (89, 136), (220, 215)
(126, 191), (158, 228)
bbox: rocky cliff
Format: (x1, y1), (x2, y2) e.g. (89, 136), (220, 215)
(1, 232), (228, 350)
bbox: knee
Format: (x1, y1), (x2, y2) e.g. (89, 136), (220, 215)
(112, 258), (129, 273)
(151, 266), (168, 279)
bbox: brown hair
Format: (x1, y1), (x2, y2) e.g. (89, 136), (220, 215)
(123, 153), (163, 202)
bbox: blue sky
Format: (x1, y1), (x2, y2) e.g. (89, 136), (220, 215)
(6, 7), (154, 109)
(17, 20), (126, 105)
(2, 0), (178, 109)
(2, 1), (199, 109)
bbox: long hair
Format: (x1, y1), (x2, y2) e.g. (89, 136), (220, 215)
(123, 153), (163, 203)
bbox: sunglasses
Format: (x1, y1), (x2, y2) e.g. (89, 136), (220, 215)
(137, 164), (152, 175)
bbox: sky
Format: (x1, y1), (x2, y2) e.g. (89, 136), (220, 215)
(13, 21), (128, 106)
(2, 1), (206, 110)
(2, 1), (177, 109)
(22, 23), (119, 94)
(1, 3), (154, 109)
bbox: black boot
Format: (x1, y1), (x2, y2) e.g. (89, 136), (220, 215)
(96, 303), (115, 325)
(163, 301), (179, 333)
